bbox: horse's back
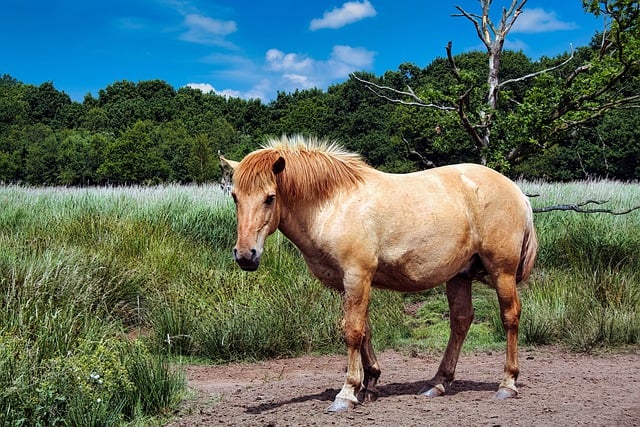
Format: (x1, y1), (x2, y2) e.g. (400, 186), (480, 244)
(375, 163), (531, 225)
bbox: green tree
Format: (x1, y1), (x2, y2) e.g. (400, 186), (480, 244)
(152, 120), (193, 183)
(514, 100), (640, 180)
(189, 134), (217, 183)
(97, 80), (142, 134)
(24, 82), (72, 129)
(80, 107), (110, 132)
(324, 75), (401, 168)
(0, 75), (29, 131)
(56, 131), (110, 185)
(136, 79), (176, 123)
(268, 88), (333, 136)
(97, 120), (170, 184)
(24, 125), (58, 184)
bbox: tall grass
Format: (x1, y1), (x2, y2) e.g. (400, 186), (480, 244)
(1, 180), (637, 424)
(517, 180), (640, 350)
(0, 184), (405, 425)
(0, 245), (185, 424)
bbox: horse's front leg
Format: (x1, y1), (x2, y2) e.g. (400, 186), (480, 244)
(327, 273), (372, 413)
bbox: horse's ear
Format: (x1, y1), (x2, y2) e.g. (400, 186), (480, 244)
(220, 154), (239, 171)
(272, 157), (285, 175)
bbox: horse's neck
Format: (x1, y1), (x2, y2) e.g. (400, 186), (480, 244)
(278, 203), (321, 254)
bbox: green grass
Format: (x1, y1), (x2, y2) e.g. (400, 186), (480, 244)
(401, 286), (512, 354)
(518, 180), (640, 350)
(0, 180), (638, 424)
(0, 184), (405, 425)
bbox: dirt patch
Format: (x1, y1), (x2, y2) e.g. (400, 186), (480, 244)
(166, 346), (640, 426)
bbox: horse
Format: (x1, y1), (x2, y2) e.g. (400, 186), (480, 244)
(221, 135), (537, 413)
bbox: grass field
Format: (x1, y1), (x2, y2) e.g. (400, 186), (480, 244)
(1, 180), (638, 425)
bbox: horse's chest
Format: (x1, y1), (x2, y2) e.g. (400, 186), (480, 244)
(303, 255), (345, 290)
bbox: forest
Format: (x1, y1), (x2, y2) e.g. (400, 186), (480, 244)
(1, 2), (639, 185)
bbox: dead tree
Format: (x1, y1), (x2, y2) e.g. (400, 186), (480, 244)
(353, 0), (640, 166)
(354, 0), (550, 165)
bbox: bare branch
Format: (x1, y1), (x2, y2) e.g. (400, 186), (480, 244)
(354, 1), (637, 169)
(575, 61), (640, 105)
(402, 137), (436, 169)
(445, 41), (463, 84)
(453, 6), (489, 49)
(565, 64), (592, 86)
(549, 94), (640, 136)
(532, 199), (640, 215)
(455, 86), (487, 153)
(500, 1), (527, 36)
(549, 57), (640, 125)
(500, 46), (574, 88)
(350, 73), (456, 110)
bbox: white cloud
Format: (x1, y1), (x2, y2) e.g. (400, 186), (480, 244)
(504, 38), (528, 52)
(215, 88), (244, 98)
(242, 79), (273, 100)
(310, 0), (377, 30)
(189, 45), (375, 102)
(512, 8), (577, 34)
(185, 80), (271, 101)
(324, 45), (376, 79)
(180, 13), (237, 46)
(330, 45), (375, 68)
(186, 82), (216, 93)
(265, 49), (314, 73)
(186, 82), (246, 99)
(282, 74), (315, 88)
(264, 45), (376, 92)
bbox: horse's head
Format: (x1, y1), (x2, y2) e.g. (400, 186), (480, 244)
(221, 154), (286, 271)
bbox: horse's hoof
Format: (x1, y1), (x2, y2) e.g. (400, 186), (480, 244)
(326, 397), (355, 413)
(494, 386), (518, 399)
(419, 384), (445, 398)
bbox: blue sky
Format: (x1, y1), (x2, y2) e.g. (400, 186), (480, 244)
(1, 1), (603, 102)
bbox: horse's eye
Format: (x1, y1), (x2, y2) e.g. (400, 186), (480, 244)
(265, 194), (275, 206)
(231, 193), (237, 204)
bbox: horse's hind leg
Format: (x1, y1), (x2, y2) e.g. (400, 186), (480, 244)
(420, 276), (473, 397)
(494, 272), (521, 399)
(360, 321), (381, 403)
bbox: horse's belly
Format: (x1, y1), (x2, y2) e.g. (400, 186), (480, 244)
(372, 266), (451, 292)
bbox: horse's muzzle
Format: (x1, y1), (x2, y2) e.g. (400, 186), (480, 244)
(233, 248), (260, 271)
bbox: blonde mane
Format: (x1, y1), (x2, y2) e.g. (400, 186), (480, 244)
(233, 135), (370, 204)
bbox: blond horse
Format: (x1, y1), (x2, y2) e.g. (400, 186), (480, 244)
(223, 136), (537, 413)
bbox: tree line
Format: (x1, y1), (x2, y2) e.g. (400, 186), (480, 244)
(1, 4), (638, 185)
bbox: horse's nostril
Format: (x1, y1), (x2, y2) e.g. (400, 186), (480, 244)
(250, 249), (257, 258)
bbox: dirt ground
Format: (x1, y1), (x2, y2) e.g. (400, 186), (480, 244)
(166, 346), (640, 426)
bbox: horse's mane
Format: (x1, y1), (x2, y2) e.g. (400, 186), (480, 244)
(233, 135), (371, 204)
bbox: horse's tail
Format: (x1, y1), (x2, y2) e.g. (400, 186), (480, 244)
(516, 209), (538, 284)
